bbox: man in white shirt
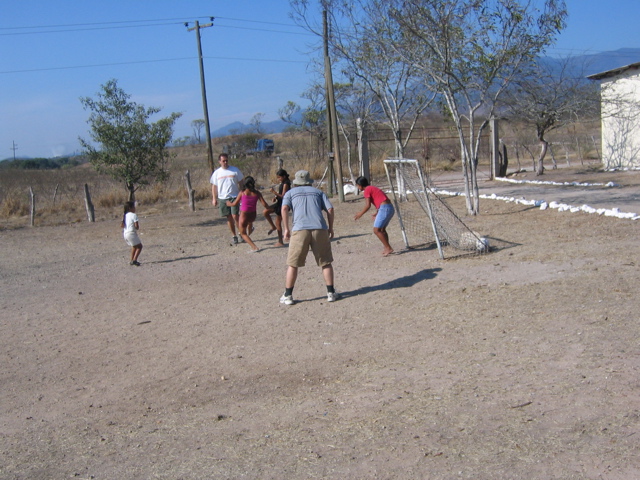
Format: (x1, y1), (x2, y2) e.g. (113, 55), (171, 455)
(210, 153), (244, 244)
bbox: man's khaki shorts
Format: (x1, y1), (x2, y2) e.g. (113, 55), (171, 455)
(287, 229), (333, 267)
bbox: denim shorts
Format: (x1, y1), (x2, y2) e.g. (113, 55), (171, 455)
(373, 203), (395, 229)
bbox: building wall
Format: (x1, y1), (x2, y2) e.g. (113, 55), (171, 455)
(600, 69), (640, 169)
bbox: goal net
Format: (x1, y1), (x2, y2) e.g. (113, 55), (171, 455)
(383, 159), (489, 259)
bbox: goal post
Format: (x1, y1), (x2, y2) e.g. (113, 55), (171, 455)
(383, 159), (489, 259)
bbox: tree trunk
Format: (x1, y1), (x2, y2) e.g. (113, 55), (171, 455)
(84, 183), (95, 222)
(536, 138), (548, 175)
(498, 140), (509, 177)
(357, 118), (370, 183)
(549, 143), (557, 169)
(515, 144), (522, 171)
(470, 155), (480, 214)
(394, 128), (404, 159)
(127, 183), (135, 203)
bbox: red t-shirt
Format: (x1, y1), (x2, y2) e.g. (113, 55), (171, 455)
(363, 185), (389, 209)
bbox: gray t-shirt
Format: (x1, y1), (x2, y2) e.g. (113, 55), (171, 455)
(282, 186), (333, 231)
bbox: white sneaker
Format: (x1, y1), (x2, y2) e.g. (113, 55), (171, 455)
(327, 292), (339, 302)
(279, 294), (294, 305)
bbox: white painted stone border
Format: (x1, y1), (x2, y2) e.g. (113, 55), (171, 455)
(434, 189), (639, 221)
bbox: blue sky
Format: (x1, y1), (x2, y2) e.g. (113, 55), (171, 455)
(1, 0), (639, 159)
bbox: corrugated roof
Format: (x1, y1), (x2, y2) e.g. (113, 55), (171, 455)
(587, 61), (640, 80)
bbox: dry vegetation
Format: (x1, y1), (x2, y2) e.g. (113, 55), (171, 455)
(0, 120), (601, 230)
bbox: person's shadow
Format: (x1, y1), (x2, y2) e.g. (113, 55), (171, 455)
(337, 267), (442, 300)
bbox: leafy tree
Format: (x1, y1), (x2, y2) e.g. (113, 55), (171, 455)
(279, 84), (329, 162)
(79, 79), (182, 201)
(172, 136), (192, 147)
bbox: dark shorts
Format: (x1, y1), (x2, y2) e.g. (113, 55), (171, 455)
(219, 197), (239, 217)
(267, 201), (283, 217)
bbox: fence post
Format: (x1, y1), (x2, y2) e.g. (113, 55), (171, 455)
(53, 183), (59, 206)
(490, 117), (500, 179)
(185, 170), (196, 212)
(84, 184), (95, 222)
(29, 187), (35, 227)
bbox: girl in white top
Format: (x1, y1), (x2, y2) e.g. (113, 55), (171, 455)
(122, 201), (143, 266)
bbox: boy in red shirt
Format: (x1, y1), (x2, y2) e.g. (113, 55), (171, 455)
(354, 176), (395, 256)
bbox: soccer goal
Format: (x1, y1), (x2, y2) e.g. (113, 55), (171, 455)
(383, 159), (489, 259)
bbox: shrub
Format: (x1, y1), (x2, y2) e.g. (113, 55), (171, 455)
(0, 194), (29, 217)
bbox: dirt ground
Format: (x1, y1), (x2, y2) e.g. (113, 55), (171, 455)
(1, 167), (639, 479)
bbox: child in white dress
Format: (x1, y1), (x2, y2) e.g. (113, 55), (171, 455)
(122, 201), (143, 266)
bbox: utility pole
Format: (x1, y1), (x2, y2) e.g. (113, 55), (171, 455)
(11, 141), (18, 161)
(323, 9), (344, 202)
(187, 18), (215, 173)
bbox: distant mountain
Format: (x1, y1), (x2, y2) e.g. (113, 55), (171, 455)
(211, 118), (292, 137)
(540, 48), (640, 77)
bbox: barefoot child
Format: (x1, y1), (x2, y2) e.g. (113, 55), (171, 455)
(354, 176), (395, 256)
(227, 176), (269, 252)
(122, 201), (143, 265)
(263, 169), (291, 246)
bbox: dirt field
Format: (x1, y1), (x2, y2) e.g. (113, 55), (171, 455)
(1, 168), (639, 479)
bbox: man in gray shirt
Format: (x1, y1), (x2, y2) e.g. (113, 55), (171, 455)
(280, 170), (338, 305)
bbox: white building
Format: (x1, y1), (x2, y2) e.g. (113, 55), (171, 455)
(588, 62), (640, 169)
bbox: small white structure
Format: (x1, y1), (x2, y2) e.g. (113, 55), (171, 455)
(589, 62), (640, 169)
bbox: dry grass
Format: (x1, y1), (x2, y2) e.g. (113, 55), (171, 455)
(0, 122), (600, 229)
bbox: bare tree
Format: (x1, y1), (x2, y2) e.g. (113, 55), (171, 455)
(330, 1), (436, 158)
(191, 119), (206, 144)
(250, 113), (266, 135)
(503, 57), (599, 175)
(291, 0), (435, 159)
(387, 0), (567, 214)
(332, 81), (378, 183)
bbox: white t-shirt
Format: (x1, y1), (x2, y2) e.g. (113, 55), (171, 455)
(210, 166), (244, 199)
(123, 212), (139, 235)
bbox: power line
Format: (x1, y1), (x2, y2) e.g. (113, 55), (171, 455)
(0, 58), (194, 74)
(0, 22), (184, 36)
(0, 17), (214, 31)
(0, 16), (308, 36)
(0, 55), (308, 75)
